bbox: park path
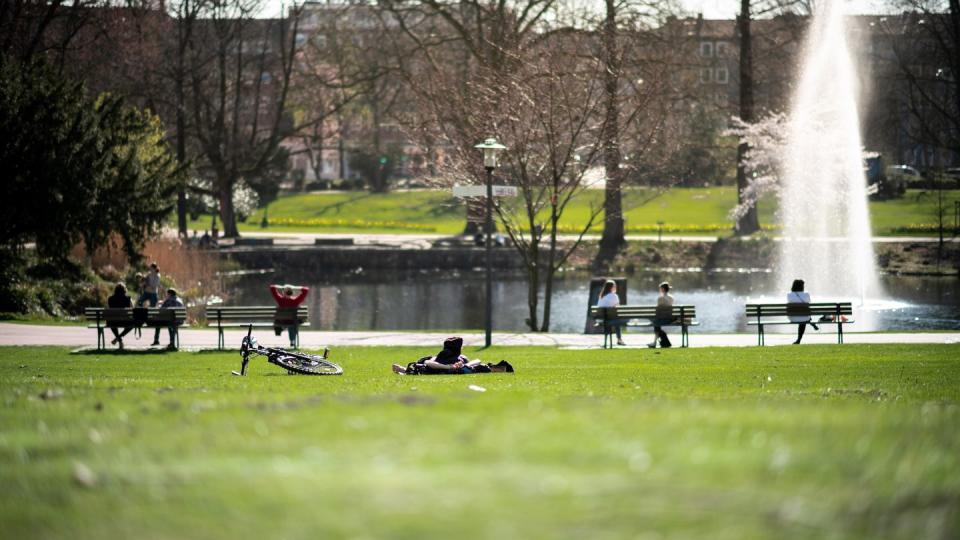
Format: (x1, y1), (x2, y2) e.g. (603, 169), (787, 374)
(2, 323), (958, 351)
(187, 229), (959, 248)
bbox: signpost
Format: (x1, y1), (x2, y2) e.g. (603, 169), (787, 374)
(453, 185), (519, 198)
(452, 182), (519, 345)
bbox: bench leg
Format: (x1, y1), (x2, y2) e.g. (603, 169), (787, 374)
(218, 327), (224, 350)
(97, 327), (104, 350)
(682, 326), (689, 348)
(837, 322), (843, 344)
(758, 325), (765, 347)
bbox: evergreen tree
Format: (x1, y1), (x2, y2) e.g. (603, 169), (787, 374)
(0, 57), (182, 264)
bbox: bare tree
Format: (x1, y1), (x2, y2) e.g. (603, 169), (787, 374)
(183, 0), (301, 237)
(492, 36), (607, 331)
(877, 4), (959, 168)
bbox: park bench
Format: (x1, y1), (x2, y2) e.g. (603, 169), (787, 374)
(590, 305), (698, 349)
(204, 305), (310, 350)
(84, 307), (187, 350)
(745, 302), (854, 346)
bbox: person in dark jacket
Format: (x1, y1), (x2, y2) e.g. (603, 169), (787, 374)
(392, 337), (514, 374)
(107, 283), (134, 349)
(154, 288), (184, 350)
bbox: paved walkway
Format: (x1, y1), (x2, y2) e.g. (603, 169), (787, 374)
(189, 229), (960, 248)
(2, 323), (958, 350)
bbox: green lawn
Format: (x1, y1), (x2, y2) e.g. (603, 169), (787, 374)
(2, 344), (958, 539)
(188, 187), (960, 236)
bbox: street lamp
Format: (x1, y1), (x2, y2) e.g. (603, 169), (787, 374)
(474, 137), (507, 348)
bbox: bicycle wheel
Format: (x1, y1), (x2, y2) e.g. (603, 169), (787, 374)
(271, 353), (343, 376)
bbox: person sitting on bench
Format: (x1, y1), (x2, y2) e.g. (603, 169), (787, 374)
(787, 279), (819, 344)
(107, 283), (134, 349)
(648, 282), (673, 349)
(270, 284), (309, 348)
(596, 280), (626, 346)
(154, 288), (184, 350)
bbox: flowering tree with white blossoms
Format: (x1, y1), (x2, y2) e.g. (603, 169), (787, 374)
(724, 112), (789, 222)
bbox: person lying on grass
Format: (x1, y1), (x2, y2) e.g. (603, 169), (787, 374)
(392, 337), (514, 375)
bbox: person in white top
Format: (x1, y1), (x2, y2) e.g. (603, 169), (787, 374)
(787, 279), (819, 344)
(596, 280), (626, 346)
(648, 282), (674, 348)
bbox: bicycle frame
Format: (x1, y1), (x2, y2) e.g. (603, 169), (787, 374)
(238, 325), (331, 376)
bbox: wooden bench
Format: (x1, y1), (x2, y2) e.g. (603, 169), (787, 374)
(84, 307), (187, 350)
(204, 306), (310, 350)
(590, 305), (698, 348)
(745, 302), (854, 346)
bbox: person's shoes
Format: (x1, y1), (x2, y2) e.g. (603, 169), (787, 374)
(118, 340), (124, 350)
(811, 323), (820, 331)
(792, 340), (801, 345)
(111, 337), (118, 345)
(392, 364), (407, 374)
(150, 340), (160, 346)
(660, 342), (672, 348)
(647, 342), (657, 348)
(166, 344), (177, 351)
(617, 339), (626, 346)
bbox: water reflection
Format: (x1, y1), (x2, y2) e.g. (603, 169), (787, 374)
(229, 270), (959, 333)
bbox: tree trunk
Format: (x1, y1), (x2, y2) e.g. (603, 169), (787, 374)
(596, 0), (625, 265)
(526, 237), (540, 332)
(540, 194), (560, 332)
(370, 99), (387, 193)
(175, 0), (189, 238)
(735, 0), (760, 235)
(218, 177), (239, 238)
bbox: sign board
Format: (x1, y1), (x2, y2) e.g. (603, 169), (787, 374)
(453, 185), (518, 198)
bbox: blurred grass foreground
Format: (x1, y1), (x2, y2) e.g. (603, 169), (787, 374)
(1, 344), (958, 539)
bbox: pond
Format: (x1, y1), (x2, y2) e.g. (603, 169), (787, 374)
(226, 268), (960, 334)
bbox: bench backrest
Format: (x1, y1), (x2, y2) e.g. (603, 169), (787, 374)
(590, 305), (697, 321)
(204, 305), (309, 323)
(745, 302), (853, 318)
(84, 307), (187, 324)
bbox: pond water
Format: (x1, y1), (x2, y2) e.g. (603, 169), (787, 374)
(226, 268), (960, 334)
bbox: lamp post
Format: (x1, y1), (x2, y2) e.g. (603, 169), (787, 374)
(474, 137), (507, 347)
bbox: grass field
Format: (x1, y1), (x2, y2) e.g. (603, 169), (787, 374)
(187, 187), (960, 236)
(2, 344), (958, 539)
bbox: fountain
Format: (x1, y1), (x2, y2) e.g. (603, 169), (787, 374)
(777, 0), (882, 301)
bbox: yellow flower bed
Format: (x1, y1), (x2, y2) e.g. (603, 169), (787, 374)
(553, 223), (780, 234)
(890, 224), (947, 234)
(267, 217), (436, 231)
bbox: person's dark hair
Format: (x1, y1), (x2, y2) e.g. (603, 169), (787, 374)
(114, 283), (126, 296)
(659, 282), (670, 293)
(150, 262), (159, 271)
(791, 279), (804, 293)
(601, 280), (616, 297)
(166, 288), (177, 297)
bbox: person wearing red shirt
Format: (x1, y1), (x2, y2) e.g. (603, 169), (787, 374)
(270, 284), (309, 347)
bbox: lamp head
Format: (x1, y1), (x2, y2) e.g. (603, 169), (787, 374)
(474, 137), (507, 169)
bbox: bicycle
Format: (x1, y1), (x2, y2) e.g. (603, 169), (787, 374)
(233, 325), (343, 376)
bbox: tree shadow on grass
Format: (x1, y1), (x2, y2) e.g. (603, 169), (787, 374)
(70, 347), (175, 356)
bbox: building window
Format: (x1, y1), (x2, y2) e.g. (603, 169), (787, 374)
(699, 68), (712, 84)
(716, 92), (728, 106)
(715, 67), (729, 84)
(700, 42), (713, 57)
(716, 42), (728, 57)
